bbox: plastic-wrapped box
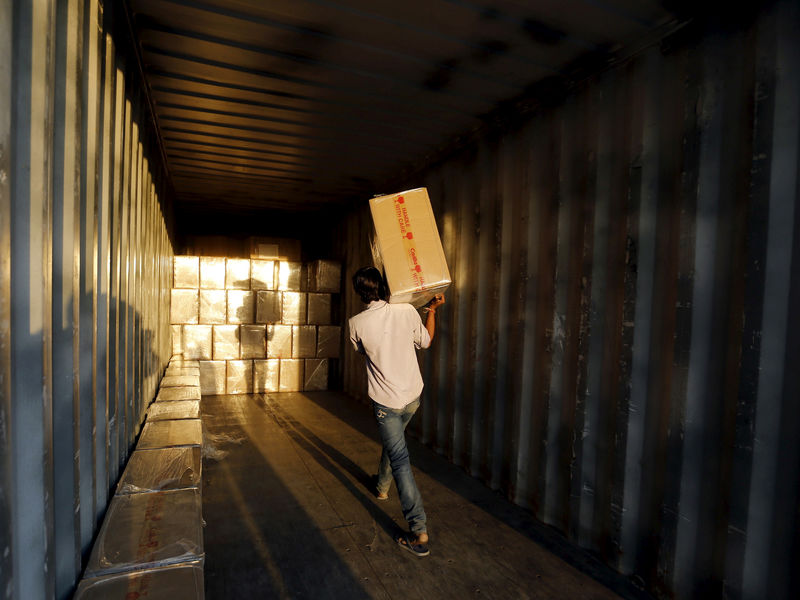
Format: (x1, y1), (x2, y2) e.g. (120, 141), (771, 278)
(169, 358), (199, 368)
(138, 419), (202, 449)
(307, 293), (332, 325)
(240, 325), (266, 359)
(200, 256), (226, 289)
(369, 188), (451, 307)
(277, 261), (303, 291)
(256, 290), (281, 323)
(253, 359), (280, 393)
(292, 326), (316, 359)
(199, 290), (227, 324)
(173, 256), (199, 289)
(83, 488), (204, 577)
(156, 387), (201, 402)
(171, 290), (199, 324)
(74, 560), (204, 600)
(304, 359), (328, 391)
(308, 260), (341, 293)
(226, 258), (250, 289)
(250, 259), (275, 290)
(267, 324), (292, 358)
(199, 361), (226, 395)
(164, 367), (200, 378)
(147, 400), (200, 422)
(227, 290), (255, 324)
(226, 360), (253, 394)
(282, 292), (306, 324)
(182, 325), (212, 361)
(316, 325), (341, 358)
(116, 447), (202, 494)
(171, 325), (183, 356)
(279, 359), (304, 392)
(160, 375), (201, 388)
(213, 325), (240, 360)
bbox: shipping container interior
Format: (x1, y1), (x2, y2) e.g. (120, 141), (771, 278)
(2, 0), (799, 599)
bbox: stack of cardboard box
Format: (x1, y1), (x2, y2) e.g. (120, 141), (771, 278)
(170, 255), (341, 395)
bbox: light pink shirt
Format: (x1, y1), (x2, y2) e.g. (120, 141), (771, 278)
(348, 300), (431, 409)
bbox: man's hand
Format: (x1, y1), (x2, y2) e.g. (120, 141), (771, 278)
(427, 294), (445, 311)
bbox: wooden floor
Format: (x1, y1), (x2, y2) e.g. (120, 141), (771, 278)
(201, 392), (640, 599)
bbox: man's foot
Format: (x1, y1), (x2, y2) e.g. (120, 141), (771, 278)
(395, 531), (430, 557)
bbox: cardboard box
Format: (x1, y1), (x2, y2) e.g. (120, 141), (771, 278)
(267, 324), (292, 358)
(251, 259), (276, 290)
(160, 375), (201, 388)
(199, 289), (227, 324)
(213, 325), (240, 360)
(307, 293), (332, 325)
(256, 290), (282, 323)
(173, 256), (199, 289)
(181, 325), (212, 360)
(282, 292), (306, 324)
(73, 561), (205, 600)
(304, 359), (328, 391)
(227, 290), (255, 324)
(240, 324), (266, 359)
(279, 359), (304, 392)
(138, 419), (203, 449)
(277, 261), (303, 291)
(227, 360), (253, 394)
(292, 326), (317, 359)
(248, 236), (301, 261)
(84, 489), (203, 577)
(199, 360), (226, 395)
(317, 325), (341, 358)
(156, 387), (201, 402)
(308, 260), (341, 293)
(226, 258), (250, 289)
(116, 446), (201, 493)
(171, 325), (183, 355)
(200, 256), (226, 289)
(147, 400), (200, 422)
(369, 188), (451, 307)
(253, 359), (280, 393)
(171, 290), (198, 324)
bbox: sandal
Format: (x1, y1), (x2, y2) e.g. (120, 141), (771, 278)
(395, 532), (430, 557)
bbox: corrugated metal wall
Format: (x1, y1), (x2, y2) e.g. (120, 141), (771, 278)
(339, 2), (799, 599)
(0, 1), (174, 598)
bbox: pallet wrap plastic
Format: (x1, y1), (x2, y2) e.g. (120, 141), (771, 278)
(116, 447), (202, 494)
(138, 419), (203, 449)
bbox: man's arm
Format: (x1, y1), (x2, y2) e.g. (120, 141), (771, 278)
(424, 294), (445, 344)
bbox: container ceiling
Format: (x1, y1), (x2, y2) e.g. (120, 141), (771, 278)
(127, 0), (681, 219)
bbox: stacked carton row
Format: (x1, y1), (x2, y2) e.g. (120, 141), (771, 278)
(170, 256), (341, 395)
(74, 358), (204, 599)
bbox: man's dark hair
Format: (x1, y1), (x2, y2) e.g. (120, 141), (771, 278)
(352, 266), (387, 303)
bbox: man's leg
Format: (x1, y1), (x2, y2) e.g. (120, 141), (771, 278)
(375, 398), (419, 497)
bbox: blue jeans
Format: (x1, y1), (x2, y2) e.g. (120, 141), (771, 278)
(373, 398), (426, 534)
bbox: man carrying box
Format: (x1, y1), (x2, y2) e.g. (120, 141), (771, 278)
(348, 266), (445, 557)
